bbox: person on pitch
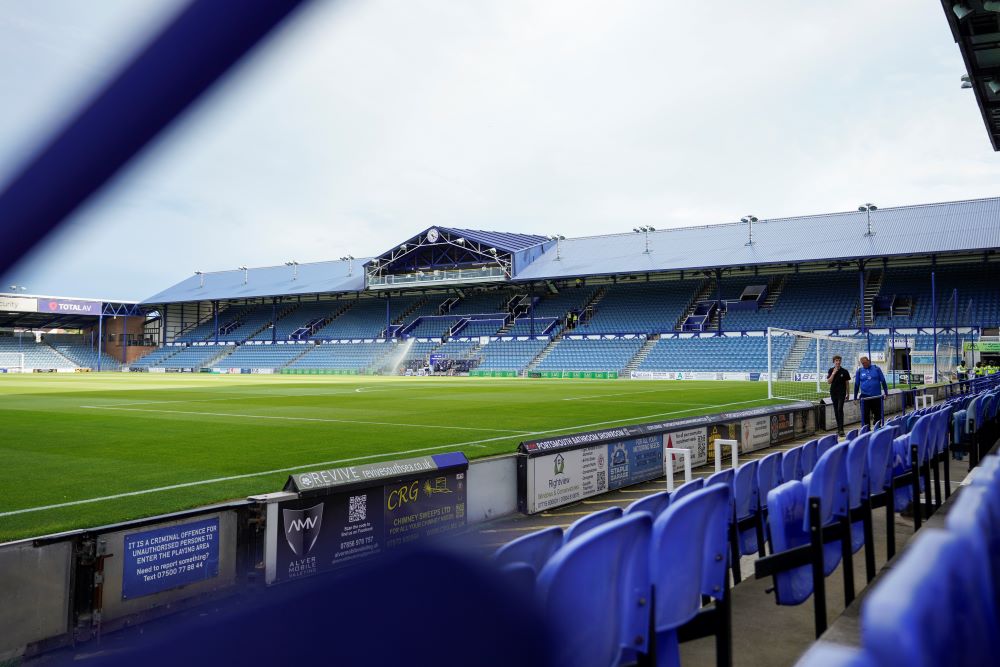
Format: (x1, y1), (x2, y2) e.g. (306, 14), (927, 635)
(854, 355), (889, 429)
(827, 355), (851, 437)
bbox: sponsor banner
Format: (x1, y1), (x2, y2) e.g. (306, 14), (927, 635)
(740, 416), (771, 453)
(149, 367), (166, 373)
(37, 298), (101, 315)
(250, 368), (274, 374)
(0, 296), (37, 312)
(723, 372), (750, 381)
(966, 341), (1000, 352)
(285, 452), (467, 495)
(631, 371), (752, 381)
(793, 373), (819, 382)
(770, 412), (795, 443)
(122, 518), (220, 600)
(749, 372), (762, 382)
(707, 422), (741, 461)
(664, 427), (708, 472)
(273, 467), (467, 583)
(525, 446), (607, 513)
(607, 436), (663, 490)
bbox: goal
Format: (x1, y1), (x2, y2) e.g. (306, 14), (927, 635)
(767, 328), (869, 403)
(0, 353), (25, 373)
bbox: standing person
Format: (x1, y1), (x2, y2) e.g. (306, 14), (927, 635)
(956, 359), (969, 382)
(854, 356), (889, 429)
(827, 355), (851, 437)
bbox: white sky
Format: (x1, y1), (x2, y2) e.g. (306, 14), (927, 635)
(1, 0), (997, 301)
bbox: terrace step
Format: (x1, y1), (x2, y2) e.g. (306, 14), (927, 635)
(625, 336), (658, 373)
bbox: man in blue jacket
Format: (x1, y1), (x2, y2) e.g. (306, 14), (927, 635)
(854, 356), (889, 428)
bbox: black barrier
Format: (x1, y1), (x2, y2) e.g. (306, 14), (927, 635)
(517, 402), (814, 514)
(270, 452), (468, 584)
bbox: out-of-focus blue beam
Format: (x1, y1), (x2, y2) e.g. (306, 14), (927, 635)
(0, 0), (311, 275)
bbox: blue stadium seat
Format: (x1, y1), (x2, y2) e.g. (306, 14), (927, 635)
(563, 507), (623, 544)
(649, 485), (732, 667)
(669, 477), (704, 503)
(625, 492), (670, 518)
(536, 513), (652, 667)
(800, 439), (819, 475)
(794, 643), (877, 667)
(782, 447), (804, 482)
(734, 460), (762, 556)
(494, 526), (564, 575)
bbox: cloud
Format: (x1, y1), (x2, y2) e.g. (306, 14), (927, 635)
(2, 0), (998, 300)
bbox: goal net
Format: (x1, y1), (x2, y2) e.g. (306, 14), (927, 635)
(935, 339), (961, 384)
(767, 328), (869, 403)
(0, 353), (25, 373)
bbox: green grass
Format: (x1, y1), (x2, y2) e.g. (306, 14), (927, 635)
(0, 374), (780, 541)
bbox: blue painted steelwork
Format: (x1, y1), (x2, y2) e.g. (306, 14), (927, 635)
(0, 0), (312, 276)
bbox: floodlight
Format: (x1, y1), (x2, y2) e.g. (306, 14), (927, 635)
(961, 81), (974, 89)
(984, 1), (1000, 12)
(953, 3), (973, 19)
(988, 80), (1000, 94)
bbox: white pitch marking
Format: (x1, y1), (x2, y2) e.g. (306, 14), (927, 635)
(77, 405), (532, 434)
(561, 388), (691, 401)
(0, 441), (488, 519)
(6, 397), (774, 517)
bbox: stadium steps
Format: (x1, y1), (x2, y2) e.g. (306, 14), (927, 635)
(42, 341), (80, 369)
(853, 268), (883, 327)
(779, 336), (811, 378)
(279, 344), (317, 368)
(524, 339), (559, 371)
(761, 274), (786, 309)
(202, 346), (235, 369)
(568, 285), (607, 334)
(674, 277), (715, 330)
(396, 297), (429, 325)
(624, 336), (658, 373)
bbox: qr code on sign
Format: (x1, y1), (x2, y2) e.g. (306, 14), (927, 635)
(348, 495), (366, 523)
(596, 471), (607, 490)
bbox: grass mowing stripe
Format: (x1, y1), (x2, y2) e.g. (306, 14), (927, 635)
(77, 405), (532, 434)
(6, 396), (774, 519)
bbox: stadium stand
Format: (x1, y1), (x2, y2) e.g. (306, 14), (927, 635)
(534, 338), (644, 373)
(211, 343), (310, 369)
(476, 339), (548, 371)
(286, 340), (397, 372)
(575, 282), (700, 334)
(638, 336), (794, 373)
(0, 337), (77, 369)
(156, 344), (232, 369)
(50, 343), (122, 370)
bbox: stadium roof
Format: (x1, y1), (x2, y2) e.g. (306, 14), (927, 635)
(434, 228), (549, 253)
(0, 292), (139, 329)
(512, 197), (1000, 281)
(142, 197), (1000, 305)
(941, 1), (1000, 151)
(142, 259), (369, 304)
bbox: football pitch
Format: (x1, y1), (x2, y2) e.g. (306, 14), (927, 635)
(0, 374), (783, 541)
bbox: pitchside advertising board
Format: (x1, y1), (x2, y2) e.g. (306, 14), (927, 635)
(269, 452), (468, 584)
(121, 517), (220, 599)
(518, 403), (812, 513)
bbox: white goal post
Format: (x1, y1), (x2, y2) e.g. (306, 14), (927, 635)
(0, 352), (25, 373)
(767, 327), (870, 403)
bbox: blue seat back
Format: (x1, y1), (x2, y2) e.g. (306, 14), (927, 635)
(846, 428), (859, 440)
(952, 409), (967, 443)
(909, 414), (933, 465)
(805, 443), (849, 573)
(795, 643), (877, 667)
(670, 477), (704, 503)
(767, 480), (812, 605)
(816, 434), (839, 457)
(650, 486), (731, 631)
(625, 491), (670, 518)
(946, 486), (1000, 600)
(495, 526), (564, 574)
(800, 439), (819, 473)
(564, 506), (623, 544)
(806, 444), (849, 525)
(734, 460), (760, 555)
(782, 447), (803, 482)
(866, 427), (895, 495)
(846, 433), (870, 507)
(499, 562), (536, 600)
(537, 514), (653, 667)
(862, 529), (998, 667)
(756, 452), (784, 507)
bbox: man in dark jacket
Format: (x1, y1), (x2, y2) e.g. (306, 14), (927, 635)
(827, 355), (851, 437)
(854, 356), (889, 428)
